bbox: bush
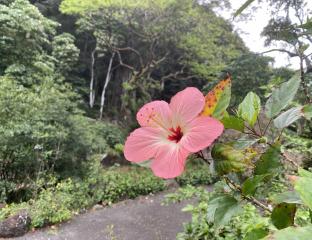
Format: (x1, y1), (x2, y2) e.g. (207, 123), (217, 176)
(0, 163), (166, 228)
(99, 168), (166, 203)
(0, 77), (125, 200)
(0, 77), (74, 184)
(86, 157), (166, 204)
(28, 178), (94, 228)
(172, 185), (270, 240)
(176, 160), (217, 186)
(0, 155), (218, 229)
(101, 123), (125, 149)
(0, 0), (122, 203)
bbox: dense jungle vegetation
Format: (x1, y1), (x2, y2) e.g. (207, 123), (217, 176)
(0, 0), (311, 239)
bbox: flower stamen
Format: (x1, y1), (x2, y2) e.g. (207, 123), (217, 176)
(168, 126), (183, 143)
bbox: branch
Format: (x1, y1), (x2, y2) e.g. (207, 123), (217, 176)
(196, 151), (272, 213)
(113, 47), (144, 69)
(116, 51), (135, 72)
(161, 66), (185, 82)
(260, 49), (297, 57)
(224, 176), (272, 213)
(152, 53), (169, 66)
(161, 67), (197, 82)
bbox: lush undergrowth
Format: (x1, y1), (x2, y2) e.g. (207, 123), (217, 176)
(176, 159), (218, 186)
(165, 182), (311, 240)
(0, 158), (215, 229)
(0, 165), (164, 228)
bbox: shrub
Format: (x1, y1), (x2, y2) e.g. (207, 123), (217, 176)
(172, 185), (270, 240)
(0, 155), (219, 229)
(101, 123), (125, 149)
(86, 159), (166, 204)
(30, 188), (73, 228)
(0, 164), (166, 228)
(176, 160), (217, 186)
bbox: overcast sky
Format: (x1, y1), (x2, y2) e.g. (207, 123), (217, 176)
(219, 0), (312, 69)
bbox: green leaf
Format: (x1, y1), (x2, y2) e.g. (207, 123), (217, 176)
(254, 144), (281, 175)
(212, 84), (231, 120)
(221, 115), (245, 132)
(238, 92), (261, 127)
(298, 19), (312, 30)
(302, 104), (312, 120)
(181, 204), (194, 212)
(273, 106), (303, 129)
(207, 194), (242, 228)
(264, 226), (312, 240)
(211, 143), (256, 175)
(290, 169), (312, 210)
(244, 227), (269, 240)
(233, 136), (260, 149)
(270, 191), (303, 205)
(234, 0), (256, 17)
(242, 174), (269, 196)
(294, 176), (312, 210)
(271, 203), (296, 229)
(298, 168), (312, 178)
(265, 74), (300, 118)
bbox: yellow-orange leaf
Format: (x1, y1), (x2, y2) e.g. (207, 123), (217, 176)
(201, 75), (231, 117)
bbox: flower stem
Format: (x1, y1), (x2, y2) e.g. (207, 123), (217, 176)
(224, 176), (272, 213)
(197, 150), (272, 213)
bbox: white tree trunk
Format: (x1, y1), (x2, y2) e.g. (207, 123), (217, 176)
(100, 52), (115, 120)
(89, 48), (96, 108)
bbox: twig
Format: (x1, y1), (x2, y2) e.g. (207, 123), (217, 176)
(195, 151), (210, 165)
(196, 149), (273, 213)
(257, 118), (263, 136)
(263, 119), (272, 136)
(224, 176), (272, 213)
(282, 151), (300, 168)
(243, 131), (260, 138)
(277, 128), (284, 141)
(245, 125), (261, 138)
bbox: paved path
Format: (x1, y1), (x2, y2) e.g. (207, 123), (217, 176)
(12, 189), (197, 240)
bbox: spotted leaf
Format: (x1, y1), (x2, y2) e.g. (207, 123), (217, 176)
(201, 75), (231, 119)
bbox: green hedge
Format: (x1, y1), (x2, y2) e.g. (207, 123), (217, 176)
(176, 160), (218, 186)
(0, 165), (166, 228)
(0, 157), (216, 229)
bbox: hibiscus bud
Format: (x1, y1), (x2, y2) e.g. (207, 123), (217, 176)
(211, 143), (257, 175)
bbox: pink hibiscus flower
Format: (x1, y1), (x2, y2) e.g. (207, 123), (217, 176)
(124, 87), (224, 179)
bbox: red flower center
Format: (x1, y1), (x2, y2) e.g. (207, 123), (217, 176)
(168, 126), (183, 143)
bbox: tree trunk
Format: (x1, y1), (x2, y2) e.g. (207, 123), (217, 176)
(89, 48), (96, 108)
(99, 52), (115, 120)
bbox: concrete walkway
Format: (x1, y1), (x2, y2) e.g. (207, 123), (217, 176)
(12, 189), (195, 240)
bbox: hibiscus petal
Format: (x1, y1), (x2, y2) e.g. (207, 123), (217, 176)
(136, 100), (172, 129)
(151, 145), (189, 179)
(181, 116), (224, 153)
(124, 127), (164, 163)
(170, 87), (205, 125)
